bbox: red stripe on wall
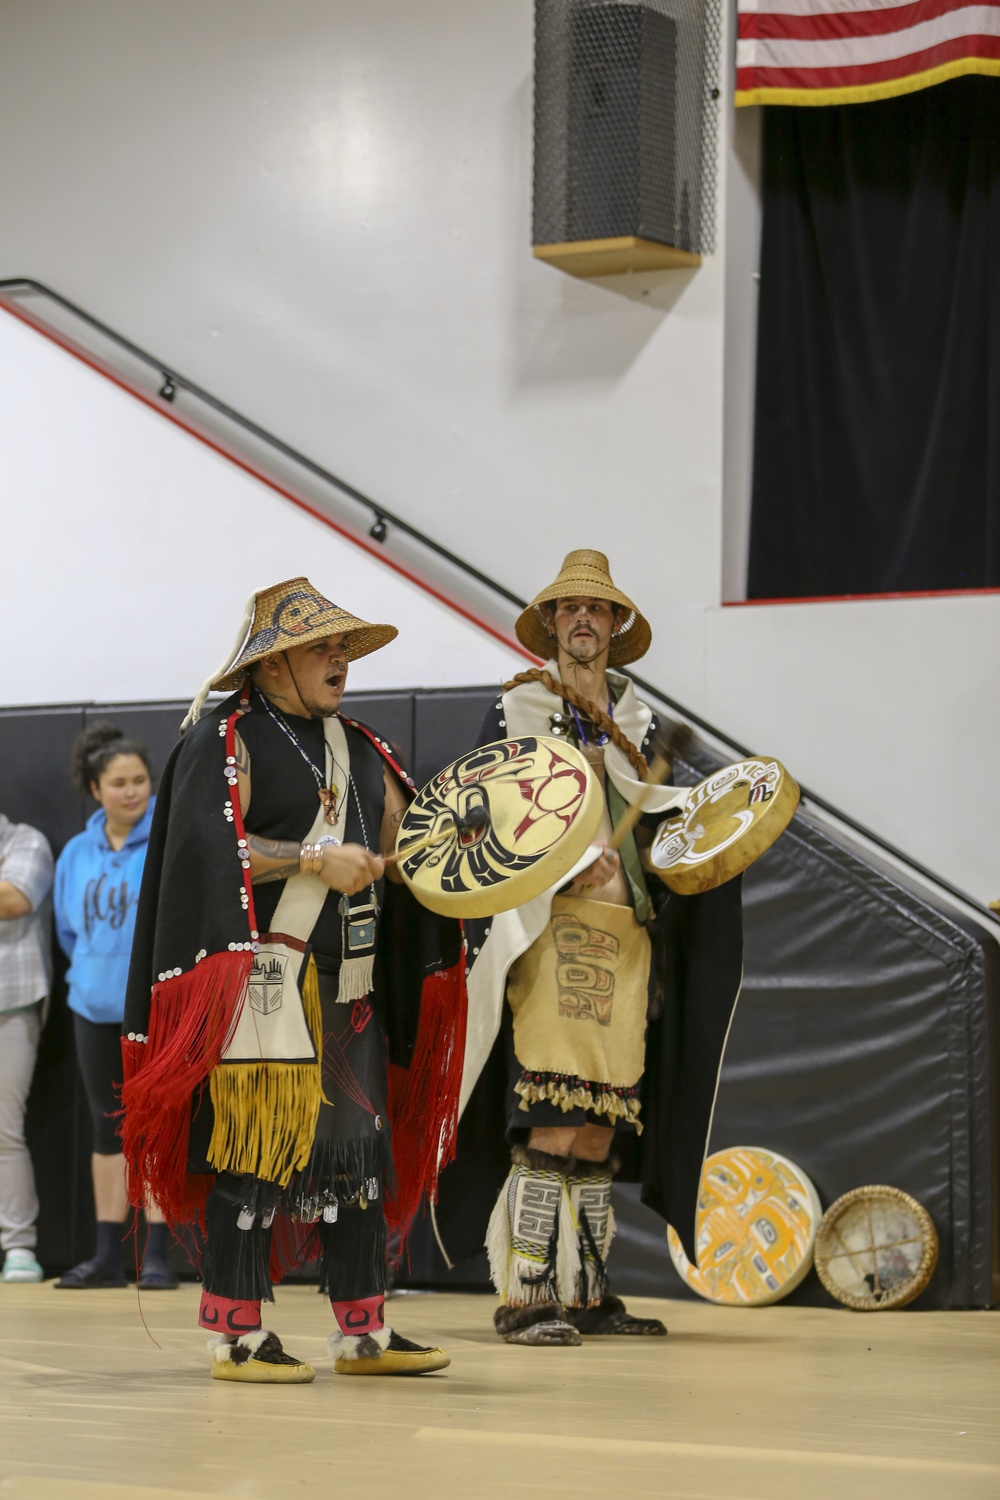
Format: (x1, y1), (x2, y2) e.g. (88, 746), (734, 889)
(740, 0), (1000, 43)
(0, 295), (537, 665)
(736, 32), (1000, 89)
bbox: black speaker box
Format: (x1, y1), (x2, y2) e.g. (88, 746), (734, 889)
(534, 0), (679, 248)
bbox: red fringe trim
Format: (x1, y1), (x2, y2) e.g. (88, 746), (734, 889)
(385, 953), (468, 1238)
(120, 949), (251, 1225)
(121, 1038), (144, 1085)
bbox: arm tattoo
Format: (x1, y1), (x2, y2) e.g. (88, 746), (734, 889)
(233, 732), (251, 777)
(246, 834), (301, 884)
(389, 807), (406, 828)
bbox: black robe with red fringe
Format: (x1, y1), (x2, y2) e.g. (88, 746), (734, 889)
(120, 686), (466, 1238)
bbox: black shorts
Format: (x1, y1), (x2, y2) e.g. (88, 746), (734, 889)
(72, 1013), (123, 1155)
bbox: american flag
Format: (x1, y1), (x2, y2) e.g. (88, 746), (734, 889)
(736, 0), (1000, 106)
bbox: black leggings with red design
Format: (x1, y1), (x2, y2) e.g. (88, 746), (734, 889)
(200, 957), (389, 1311)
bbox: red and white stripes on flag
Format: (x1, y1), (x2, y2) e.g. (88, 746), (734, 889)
(736, 0), (1000, 106)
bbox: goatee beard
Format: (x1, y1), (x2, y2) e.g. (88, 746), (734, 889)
(567, 638), (600, 665)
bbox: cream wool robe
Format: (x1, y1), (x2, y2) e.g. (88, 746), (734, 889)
(458, 664), (689, 1117)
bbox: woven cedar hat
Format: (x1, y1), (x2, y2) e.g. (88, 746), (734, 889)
(515, 550), (651, 666)
(211, 577), (397, 690)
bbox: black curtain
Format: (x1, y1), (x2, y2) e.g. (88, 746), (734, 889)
(747, 77), (1000, 599)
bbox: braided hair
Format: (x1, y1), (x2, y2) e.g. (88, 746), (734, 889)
(501, 669), (649, 778)
(72, 723), (152, 795)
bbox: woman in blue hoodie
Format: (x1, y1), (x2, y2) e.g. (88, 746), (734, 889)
(53, 724), (175, 1289)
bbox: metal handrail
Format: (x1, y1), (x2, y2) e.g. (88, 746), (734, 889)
(2, 275), (995, 926)
(0, 277), (524, 609)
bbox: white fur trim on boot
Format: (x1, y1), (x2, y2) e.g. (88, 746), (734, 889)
(327, 1328), (392, 1362)
(485, 1177), (514, 1298)
(209, 1329), (316, 1383)
(328, 1326), (450, 1376)
(209, 1329), (268, 1361)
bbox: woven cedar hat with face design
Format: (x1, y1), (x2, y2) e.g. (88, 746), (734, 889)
(210, 577), (398, 691)
(515, 550), (651, 666)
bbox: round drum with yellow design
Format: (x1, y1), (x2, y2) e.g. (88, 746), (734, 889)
(396, 736), (604, 919)
(650, 758), (799, 896)
(667, 1146), (822, 1306)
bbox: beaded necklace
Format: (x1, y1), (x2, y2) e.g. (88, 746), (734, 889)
(259, 694), (345, 825)
(567, 696), (614, 747)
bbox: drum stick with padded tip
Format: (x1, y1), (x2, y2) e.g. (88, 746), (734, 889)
(385, 805), (490, 868)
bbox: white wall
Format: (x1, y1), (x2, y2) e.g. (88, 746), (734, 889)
(0, 0), (996, 902)
(706, 598), (998, 905)
(0, 307), (515, 702)
(0, 0), (727, 723)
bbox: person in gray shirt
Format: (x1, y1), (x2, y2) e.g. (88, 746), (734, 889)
(0, 811), (53, 1282)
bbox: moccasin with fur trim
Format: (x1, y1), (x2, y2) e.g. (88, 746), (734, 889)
(210, 1330), (316, 1383)
(328, 1328), (450, 1376)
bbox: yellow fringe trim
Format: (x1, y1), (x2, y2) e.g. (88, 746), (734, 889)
(299, 955), (329, 1105)
(735, 58), (1000, 109)
(514, 1077), (643, 1134)
(208, 955), (325, 1185)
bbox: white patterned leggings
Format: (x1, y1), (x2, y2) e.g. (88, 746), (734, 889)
(0, 1003), (41, 1252)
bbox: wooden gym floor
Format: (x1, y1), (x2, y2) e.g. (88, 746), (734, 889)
(0, 1285), (998, 1500)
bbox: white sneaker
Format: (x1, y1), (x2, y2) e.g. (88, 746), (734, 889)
(2, 1249), (44, 1283)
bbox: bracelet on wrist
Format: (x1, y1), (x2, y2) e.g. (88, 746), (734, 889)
(299, 842), (322, 875)
(300, 837), (342, 875)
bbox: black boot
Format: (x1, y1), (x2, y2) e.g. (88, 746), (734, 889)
(564, 1159), (667, 1337)
(564, 1293), (667, 1337)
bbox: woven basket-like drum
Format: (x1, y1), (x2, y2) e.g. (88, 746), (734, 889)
(813, 1185), (938, 1311)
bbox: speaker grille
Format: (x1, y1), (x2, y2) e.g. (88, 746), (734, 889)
(533, 0), (721, 256)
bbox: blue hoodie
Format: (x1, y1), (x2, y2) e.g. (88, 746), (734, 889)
(54, 800), (155, 1024)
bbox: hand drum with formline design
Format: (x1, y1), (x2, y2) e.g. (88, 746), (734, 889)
(667, 1146), (822, 1307)
(650, 757), (799, 895)
(396, 736), (604, 918)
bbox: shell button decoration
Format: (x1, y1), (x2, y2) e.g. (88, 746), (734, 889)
(813, 1185), (938, 1311)
(395, 736), (604, 919)
(668, 1146), (822, 1306)
(650, 758), (799, 895)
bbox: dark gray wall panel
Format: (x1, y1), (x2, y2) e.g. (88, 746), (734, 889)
(412, 687), (496, 787)
(342, 691), (415, 772)
(84, 702), (187, 793)
(0, 706), (87, 856)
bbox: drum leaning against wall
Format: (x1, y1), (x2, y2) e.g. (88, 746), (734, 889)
(667, 1146), (823, 1307)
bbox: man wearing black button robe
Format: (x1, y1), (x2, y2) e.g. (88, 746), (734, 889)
(122, 578), (458, 1383)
